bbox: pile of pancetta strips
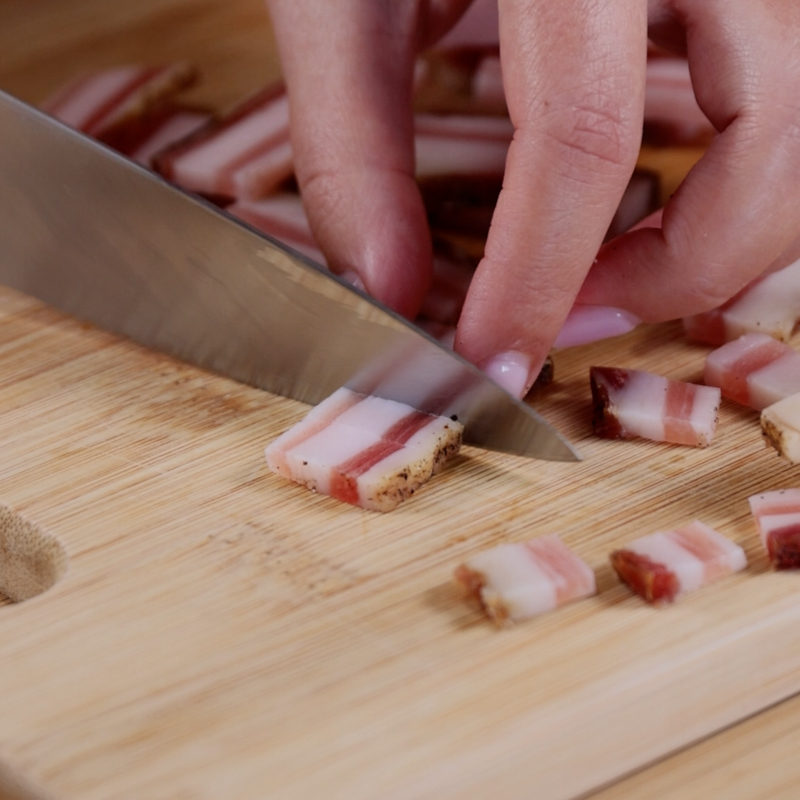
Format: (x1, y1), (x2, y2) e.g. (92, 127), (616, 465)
(40, 47), (800, 625)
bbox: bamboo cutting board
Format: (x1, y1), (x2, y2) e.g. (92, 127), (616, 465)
(0, 2), (799, 798)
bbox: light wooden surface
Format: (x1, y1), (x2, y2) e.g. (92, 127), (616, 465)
(0, 2), (799, 799)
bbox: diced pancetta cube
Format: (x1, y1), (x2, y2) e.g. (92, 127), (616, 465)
(704, 333), (800, 410)
(227, 194), (326, 266)
(154, 83), (293, 201)
(265, 388), (463, 512)
(590, 367), (721, 447)
(610, 521), (747, 603)
(454, 535), (596, 625)
(748, 489), (800, 568)
(761, 394), (800, 464)
(40, 63), (196, 137)
(684, 259), (800, 345)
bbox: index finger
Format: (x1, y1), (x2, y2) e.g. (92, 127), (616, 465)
(454, 0), (647, 396)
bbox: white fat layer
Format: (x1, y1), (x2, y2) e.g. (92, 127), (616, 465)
(762, 393), (800, 463)
(232, 139), (295, 199)
(55, 67), (143, 129)
(414, 135), (509, 178)
(703, 333), (779, 389)
(611, 370), (667, 441)
(414, 114), (514, 140)
(676, 521), (748, 576)
(235, 194), (308, 227)
(724, 259), (800, 341)
(265, 388), (357, 458)
(749, 352), (800, 410)
(689, 386), (721, 443)
(281, 425), (381, 495)
(528, 536), (597, 601)
(626, 532), (705, 594)
(748, 487), (800, 521)
(756, 512), (800, 550)
(468, 543), (558, 618)
(335, 395), (417, 438)
(173, 95), (289, 190)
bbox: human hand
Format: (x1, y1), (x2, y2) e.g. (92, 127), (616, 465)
(266, 0), (800, 399)
(577, 0), (800, 334)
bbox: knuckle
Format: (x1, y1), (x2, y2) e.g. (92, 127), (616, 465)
(536, 82), (639, 180)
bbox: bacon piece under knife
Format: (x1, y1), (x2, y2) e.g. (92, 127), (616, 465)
(454, 535), (596, 625)
(704, 333), (800, 410)
(684, 259), (800, 345)
(590, 366), (721, 447)
(40, 63), (196, 137)
(265, 388), (463, 512)
(154, 83), (293, 202)
(610, 521), (747, 604)
(748, 489), (800, 568)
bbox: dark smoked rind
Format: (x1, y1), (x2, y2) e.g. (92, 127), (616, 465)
(767, 526), (800, 569)
(610, 549), (680, 604)
(590, 366), (628, 440)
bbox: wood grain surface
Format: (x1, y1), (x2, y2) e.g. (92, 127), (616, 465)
(0, 2), (799, 799)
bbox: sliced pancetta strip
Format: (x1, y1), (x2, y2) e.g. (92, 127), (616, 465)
(471, 53), (505, 112)
(748, 490), (800, 568)
(96, 105), (212, 167)
(761, 395), (800, 464)
(611, 521), (747, 604)
(605, 169), (661, 241)
(417, 246), (477, 326)
(454, 535), (596, 625)
(684, 259), (800, 345)
(40, 63), (196, 137)
(154, 83), (292, 201)
(590, 367), (721, 447)
(642, 56), (715, 146)
(227, 194), (326, 265)
(414, 113), (512, 180)
(265, 388), (463, 512)
(704, 333), (800, 410)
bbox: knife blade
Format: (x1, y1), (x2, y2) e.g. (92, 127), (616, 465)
(0, 89), (578, 461)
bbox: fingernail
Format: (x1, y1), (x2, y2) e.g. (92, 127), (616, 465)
(482, 350), (531, 399)
(339, 270), (366, 292)
(553, 304), (641, 350)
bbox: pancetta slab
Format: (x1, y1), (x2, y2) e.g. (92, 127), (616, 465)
(41, 63), (196, 136)
(154, 83), (292, 201)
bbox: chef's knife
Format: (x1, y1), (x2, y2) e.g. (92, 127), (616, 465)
(0, 90), (578, 461)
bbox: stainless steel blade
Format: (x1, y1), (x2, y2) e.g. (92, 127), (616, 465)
(0, 90), (579, 461)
